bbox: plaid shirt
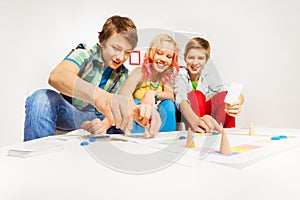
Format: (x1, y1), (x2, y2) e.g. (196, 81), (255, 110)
(63, 43), (128, 112)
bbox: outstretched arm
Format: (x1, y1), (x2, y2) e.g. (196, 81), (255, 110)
(180, 100), (220, 133)
(49, 60), (131, 130)
(119, 67), (162, 135)
(119, 67), (143, 97)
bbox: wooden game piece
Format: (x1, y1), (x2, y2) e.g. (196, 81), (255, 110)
(249, 122), (255, 136)
(124, 129), (131, 137)
(143, 129), (150, 139)
(220, 128), (232, 154)
(185, 128), (196, 148)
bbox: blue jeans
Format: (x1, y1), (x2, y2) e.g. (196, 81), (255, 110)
(24, 89), (123, 141)
(131, 99), (176, 133)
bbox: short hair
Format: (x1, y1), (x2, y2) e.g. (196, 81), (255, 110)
(98, 15), (138, 49)
(184, 37), (211, 61)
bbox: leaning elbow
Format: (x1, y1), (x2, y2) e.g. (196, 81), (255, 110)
(48, 70), (58, 87)
(48, 72), (54, 86)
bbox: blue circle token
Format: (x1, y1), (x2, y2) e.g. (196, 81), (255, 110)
(89, 137), (96, 142)
(80, 141), (89, 146)
(212, 131), (219, 135)
(271, 136), (280, 140)
(179, 136), (186, 139)
(279, 135), (288, 139)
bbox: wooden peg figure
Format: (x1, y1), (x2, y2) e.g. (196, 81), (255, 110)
(143, 129), (151, 139)
(249, 122), (255, 136)
(186, 128), (196, 148)
(220, 128), (232, 154)
(124, 129), (131, 137)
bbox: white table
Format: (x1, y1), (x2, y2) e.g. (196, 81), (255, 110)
(1, 128), (300, 200)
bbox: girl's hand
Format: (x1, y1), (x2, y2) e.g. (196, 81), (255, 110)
(140, 90), (156, 106)
(133, 105), (162, 137)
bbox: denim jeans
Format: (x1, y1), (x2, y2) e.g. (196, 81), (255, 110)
(131, 98), (177, 133)
(24, 89), (123, 141)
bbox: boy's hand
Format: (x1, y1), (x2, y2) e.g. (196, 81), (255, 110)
(81, 118), (110, 135)
(94, 93), (133, 131)
(191, 115), (221, 133)
(225, 99), (242, 117)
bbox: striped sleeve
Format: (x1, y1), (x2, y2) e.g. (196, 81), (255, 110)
(64, 45), (91, 69)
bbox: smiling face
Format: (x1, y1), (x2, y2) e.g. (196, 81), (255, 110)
(142, 34), (179, 82)
(152, 41), (176, 74)
(185, 48), (208, 76)
(100, 33), (133, 70)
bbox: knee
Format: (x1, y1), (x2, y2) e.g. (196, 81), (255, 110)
(26, 89), (60, 107)
(188, 90), (206, 101)
(159, 100), (176, 113)
(210, 91), (227, 107)
(158, 100), (176, 118)
(188, 90), (203, 97)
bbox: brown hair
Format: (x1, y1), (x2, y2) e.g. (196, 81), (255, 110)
(98, 15), (138, 49)
(184, 37), (211, 61)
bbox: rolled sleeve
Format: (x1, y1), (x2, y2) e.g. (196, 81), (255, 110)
(63, 44), (91, 69)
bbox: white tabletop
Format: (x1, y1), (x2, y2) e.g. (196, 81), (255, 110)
(1, 128), (300, 200)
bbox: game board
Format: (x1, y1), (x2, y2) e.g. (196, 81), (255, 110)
(205, 129), (300, 168)
(120, 127), (300, 168)
(80, 125), (300, 169)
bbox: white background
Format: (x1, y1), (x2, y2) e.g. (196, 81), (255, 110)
(0, 0), (299, 146)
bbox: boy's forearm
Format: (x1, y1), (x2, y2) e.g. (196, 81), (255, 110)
(49, 65), (109, 106)
(51, 73), (109, 106)
(179, 100), (199, 124)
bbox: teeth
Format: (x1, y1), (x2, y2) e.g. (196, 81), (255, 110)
(157, 62), (165, 67)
